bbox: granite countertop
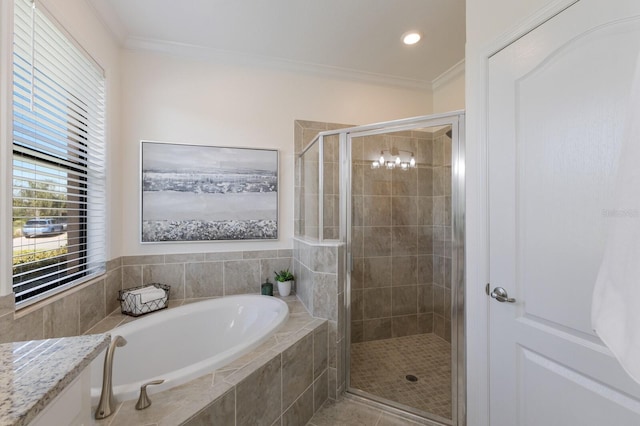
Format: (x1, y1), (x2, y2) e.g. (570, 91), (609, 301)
(0, 334), (110, 426)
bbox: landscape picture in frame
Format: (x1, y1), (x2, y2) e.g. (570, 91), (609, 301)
(141, 141), (278, 242)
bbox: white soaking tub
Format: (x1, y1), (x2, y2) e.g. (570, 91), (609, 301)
(90, 295), (289, 403)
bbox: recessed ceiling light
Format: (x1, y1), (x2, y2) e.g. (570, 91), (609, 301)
(402, 31), (422, 45)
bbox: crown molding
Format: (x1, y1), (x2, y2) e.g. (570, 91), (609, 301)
(85, 0), (127, 45)
(431, 59), (465, 90)
(124, 37), (433, 91)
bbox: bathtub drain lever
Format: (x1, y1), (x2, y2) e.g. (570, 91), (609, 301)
(135, 379), (165, 410)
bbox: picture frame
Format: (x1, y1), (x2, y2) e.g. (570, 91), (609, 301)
(140, 141), (278, 242)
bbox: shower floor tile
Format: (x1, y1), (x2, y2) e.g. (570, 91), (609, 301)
(350, 333), (452, 420)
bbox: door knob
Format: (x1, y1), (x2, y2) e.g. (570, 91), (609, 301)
(490, 286), (516, 303)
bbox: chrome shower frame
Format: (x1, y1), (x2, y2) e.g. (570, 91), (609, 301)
(297, 112), (466, 425)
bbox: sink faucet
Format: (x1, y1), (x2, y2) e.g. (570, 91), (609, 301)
(95, 335), (127, 419)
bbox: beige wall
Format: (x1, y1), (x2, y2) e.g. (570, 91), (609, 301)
(119, 49), (432, 256)
(432, 64), (465, 114)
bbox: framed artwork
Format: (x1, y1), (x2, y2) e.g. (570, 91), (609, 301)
(141, 141), (278, 242)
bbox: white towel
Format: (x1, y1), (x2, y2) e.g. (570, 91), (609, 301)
(592, 52), (640, 384)
(129, 286), (166, 304)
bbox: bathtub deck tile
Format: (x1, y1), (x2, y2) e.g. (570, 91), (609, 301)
(224, 350), (280, 386)
(272, 328), (314, 354)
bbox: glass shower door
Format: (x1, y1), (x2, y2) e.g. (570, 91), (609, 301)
(346, 115), (464, 425)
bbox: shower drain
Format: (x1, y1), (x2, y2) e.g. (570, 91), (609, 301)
(405, 374), (418, 382)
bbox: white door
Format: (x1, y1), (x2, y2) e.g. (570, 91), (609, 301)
(488, 1), (640, 425)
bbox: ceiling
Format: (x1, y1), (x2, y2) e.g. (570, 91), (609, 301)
(88, 0), (465, 88)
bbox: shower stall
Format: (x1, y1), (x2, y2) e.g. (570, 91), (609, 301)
(294, 112), (465, 425)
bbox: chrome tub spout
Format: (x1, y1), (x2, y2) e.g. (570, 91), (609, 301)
(95, 335), (127, 419)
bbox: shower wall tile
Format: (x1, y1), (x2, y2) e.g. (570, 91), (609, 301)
(363, 257), (392, 288)
(418, 284), (434, 313)
(351, 321), (364, 343)
(363, 318), (392, 341)
(391, 168), (417, 196)
(350, 257), (364, 289)
(391, 256), (417, 286)
(352, 164), (365, 196)
(392, 314), (419, 338)
(433, 285), (445, 317)
(363, 226), (392, 257)
(313, 273), (337, 321)
(418, 313), (434, 334)
(312, 246), (337, 274)
(185, 262), (224, 298)
(391, 227), (417, 256)
(363, 288), (392, 319)
(392, 197), (418, 226)
(363, 196), (392, 226)
(433, 314), (445, 341)
(363, 167), (392, 196)
(433, 167), (445, 196)
(391, 285), (418, 316)
(352, 196), (364, 227)
(418, 197), (434, 226)
(418, 255), (434, 284)
(417, 167), (433, 196)
(351, 290), (364, 321)
(417, 138), (434, 165)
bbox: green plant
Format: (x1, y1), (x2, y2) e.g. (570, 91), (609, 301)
(274, 268), (294, 282)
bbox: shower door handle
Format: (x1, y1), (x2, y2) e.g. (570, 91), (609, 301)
(490, 286), (516, 303)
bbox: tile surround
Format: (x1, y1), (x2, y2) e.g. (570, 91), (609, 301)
(1, 249), (293, 345)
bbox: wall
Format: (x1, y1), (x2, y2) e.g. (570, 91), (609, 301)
(432, 61), (465, 114)
(120, 49), (432, 256)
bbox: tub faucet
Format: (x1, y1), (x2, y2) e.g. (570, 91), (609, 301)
(95, 335), (127, 420)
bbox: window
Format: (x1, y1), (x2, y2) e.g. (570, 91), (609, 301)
(12, 0), (106, 305)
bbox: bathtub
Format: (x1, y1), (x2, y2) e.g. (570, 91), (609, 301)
(90, 295), (289, 403)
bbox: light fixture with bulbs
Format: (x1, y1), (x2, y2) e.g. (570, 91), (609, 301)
(402, 31), (422, 45)
(371, 148), (417, 170)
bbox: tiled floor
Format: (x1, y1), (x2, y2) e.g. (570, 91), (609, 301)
(349, 333), (452, 419)
(307, 398), (425, 426)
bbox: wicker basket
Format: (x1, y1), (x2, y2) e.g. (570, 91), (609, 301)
(118, 283), (170, 317)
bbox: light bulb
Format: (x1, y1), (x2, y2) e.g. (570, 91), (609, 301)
(400, 162), (408, 170)
(379, 151), (385, 164)
(395, 156), (401, 165)
(371, 160), (380, 169)
(410, 156), (416, 167)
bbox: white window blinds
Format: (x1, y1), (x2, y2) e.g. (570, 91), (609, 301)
(12, 0), (106, 305)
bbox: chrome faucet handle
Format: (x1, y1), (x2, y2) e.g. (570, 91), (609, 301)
(135, 379), (165, 410)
